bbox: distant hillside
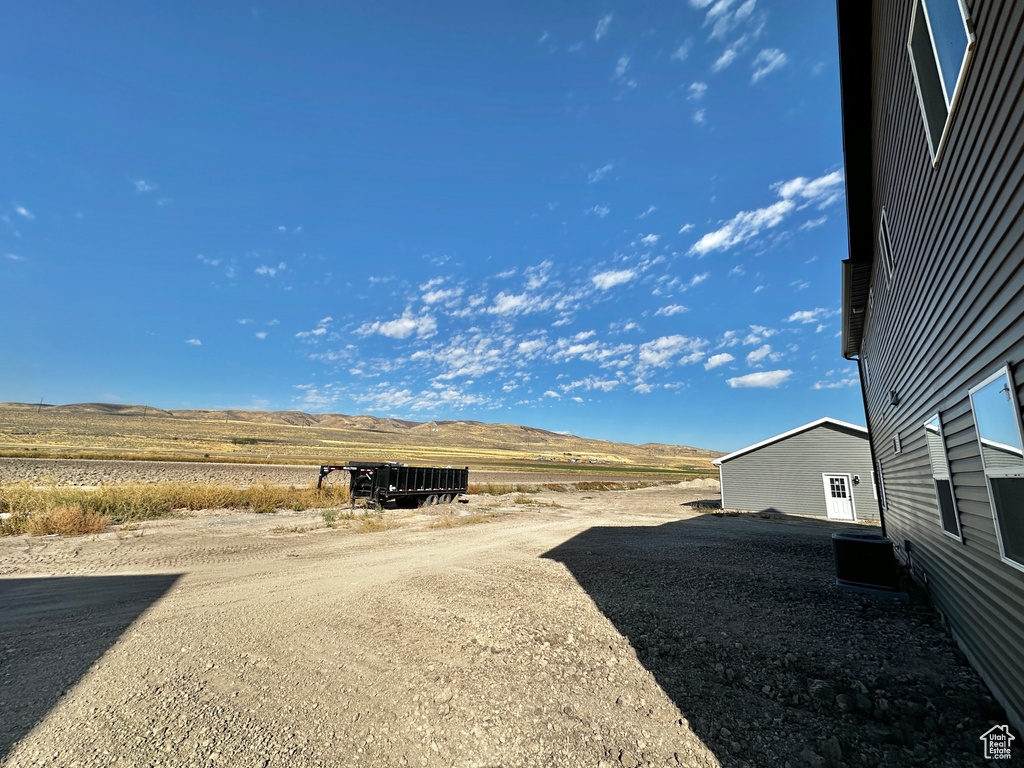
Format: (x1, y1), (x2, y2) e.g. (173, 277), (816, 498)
(0, 402), (723, 472)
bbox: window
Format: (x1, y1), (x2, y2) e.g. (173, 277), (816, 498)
(907, 0), (976, 164)
(893, 433), (902, 454)
(876, 459), (889, 510)
(863, 355), (872, 389)
(924, 414), (961, 540)
(879, 210), (896, 285)
(969, 366), (1024, 571)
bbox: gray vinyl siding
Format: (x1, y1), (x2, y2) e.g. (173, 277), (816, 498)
(857, 0), (1024, 732)
(719, 425), (877, 519)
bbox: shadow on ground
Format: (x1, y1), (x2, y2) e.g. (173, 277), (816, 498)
(0, 574), (181, 760)
(543, 513), (1005, 768)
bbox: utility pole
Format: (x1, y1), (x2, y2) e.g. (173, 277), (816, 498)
(37, 397), (43, 414)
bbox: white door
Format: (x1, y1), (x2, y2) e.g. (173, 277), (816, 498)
(822, 473), (855, 520)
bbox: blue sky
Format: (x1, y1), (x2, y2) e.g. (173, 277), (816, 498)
(1, 1), (861, 452)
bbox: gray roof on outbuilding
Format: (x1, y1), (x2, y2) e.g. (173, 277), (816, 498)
(712, 417), (868, 465)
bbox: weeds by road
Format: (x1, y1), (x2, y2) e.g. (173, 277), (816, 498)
(0, 481), (349, 536)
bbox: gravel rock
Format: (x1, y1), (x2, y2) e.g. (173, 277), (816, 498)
(0, 462), (1011, 768)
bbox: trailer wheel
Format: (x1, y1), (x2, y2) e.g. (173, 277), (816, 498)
(441, 494), (452, 504)
(426, 494), (438, 506)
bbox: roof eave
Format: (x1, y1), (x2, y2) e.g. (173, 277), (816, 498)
(715, 417), (869, 465)
(836, 0), (875, 358)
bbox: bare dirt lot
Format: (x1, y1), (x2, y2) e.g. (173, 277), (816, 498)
(0, 469), (1008, 768)
(0, 457), (674, 489)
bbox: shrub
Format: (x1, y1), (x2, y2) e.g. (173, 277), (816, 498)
(0, 481), (350, 535)
(24, 505), (108, 536)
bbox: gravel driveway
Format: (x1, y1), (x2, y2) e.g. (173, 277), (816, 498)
(0, 480), (1008, 767)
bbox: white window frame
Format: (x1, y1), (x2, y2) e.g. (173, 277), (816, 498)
(969, 364), (1024, 572)
(862, 355), (872, 390)
(876, 459), (889, 511)
(879, 209), (896, 286)
(907, 0), (976, 165)
(893, 433), (902, 455)
(924, 413), (962, 541)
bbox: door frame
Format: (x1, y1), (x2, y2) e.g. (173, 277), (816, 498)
(822, 472), (857, 521)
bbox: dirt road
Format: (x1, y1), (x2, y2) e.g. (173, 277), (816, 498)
(0, 483), (1005, 767)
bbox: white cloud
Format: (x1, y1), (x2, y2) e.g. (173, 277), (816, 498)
(422, 286), (463, 304)
(561, 376), (621, 394)
(786, 307), (838, 324)
(349, 385), (490, 413)
(688, 170), (844, 256)
(588, 164), (614, 184)
(693, 108), (707, 125)
(712, 46), (740, 72)
(727, 369), (792, 388)
(638, 205), (657, 219)
(751, 48), (787, 83)
(705, 0), (759, 41)
(518, 339), (547, 356)
(544, 390), (561, 399)
(184, 338), (202, 346)
(592, 269), (636, 290)
(639, 233), (660, 245)
(255, 331), (268, 340)
(728, 264), (745, 276)
(745, 344), (774, 365)
(704, 352), (735, 370)
(6, 253), (24, 261)
(256, 262), (287, 277)
(772, 171), (845, 207)
(655, 304), (689, 317)
(671, 40), (693, 61)
(489, 292), (532, 315)
(679, 223), (694, 233)
(595, 14), (613, 41)
(688, 82), (708, 100)
(813, 378), (858, 390)
(572, 396), (584, 403)
(133, 179), (157, 193)
(800, 216), (827, 230)
(358, 309), (437, 339)
(638, 335), (708, 367)
(743, 325), (776, 345)
(614, 56), (630, 79)
(587, 204), (611, 218)
(525, 263), (551, 291)
(14, 206), (34, 220)
(687, 272), (709, 289)
(295, 327), (327, 339)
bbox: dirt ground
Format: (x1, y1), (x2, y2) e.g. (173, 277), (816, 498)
(0, 457), (684, 488)
(0, 468), (1011, 767)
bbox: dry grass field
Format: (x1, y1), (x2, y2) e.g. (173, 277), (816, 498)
(0, 402), (721, 475)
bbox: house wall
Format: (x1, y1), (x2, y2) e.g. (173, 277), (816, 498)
(719, 425), (877, 519)
(859, 0), (1024, 731)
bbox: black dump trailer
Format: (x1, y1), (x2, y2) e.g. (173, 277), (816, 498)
(317, 461), (469, 509)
